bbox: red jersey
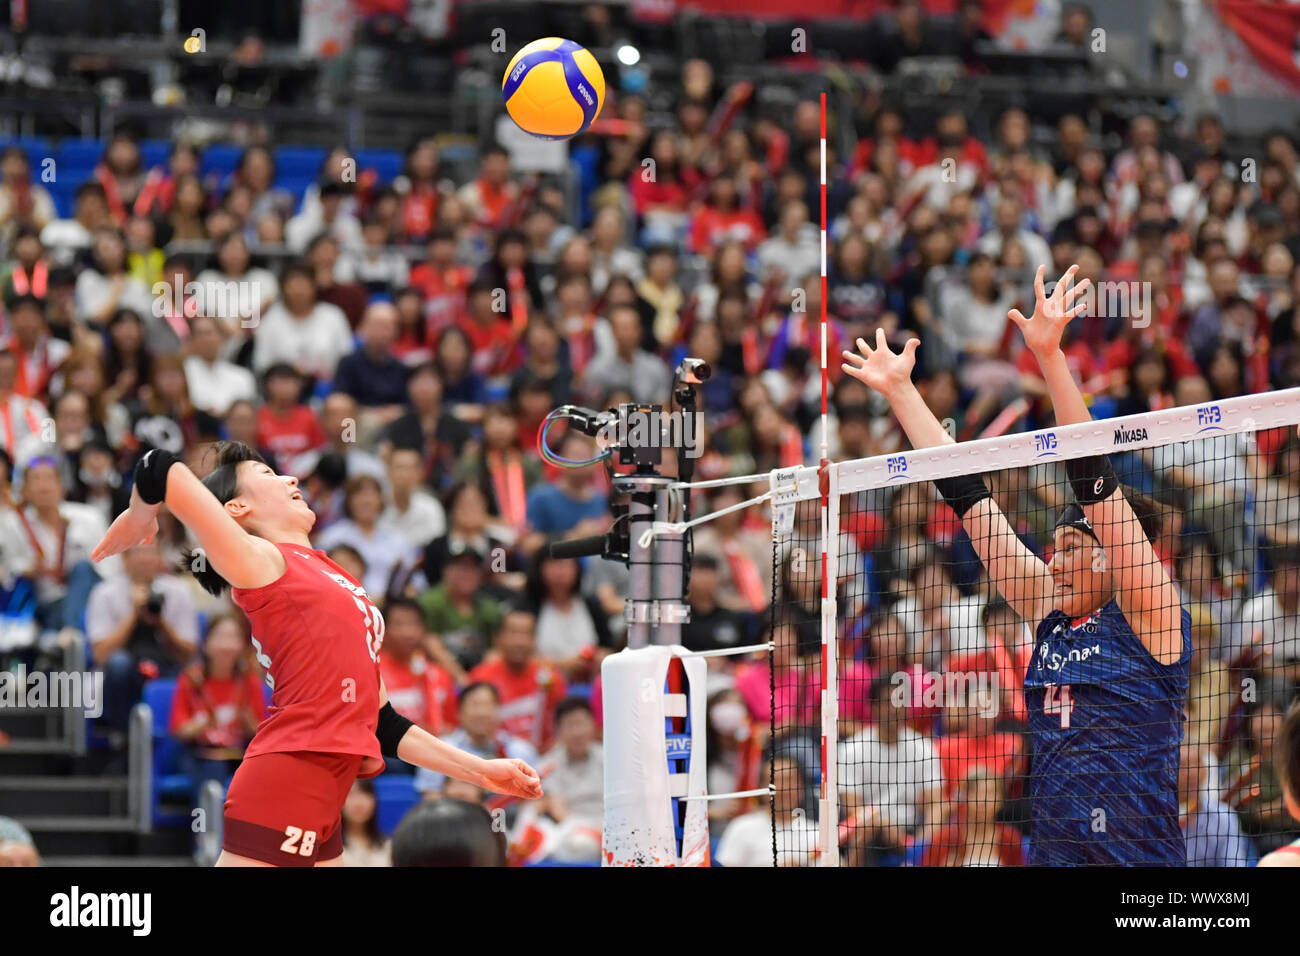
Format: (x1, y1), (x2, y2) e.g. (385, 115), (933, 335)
(234, 543), (386, 776)
(468, 658), (567, 751)
(936, 731), (1024, 799)
(920, 823), (1026, 867)
(168, 665), (268, 750)
(379, 651), (457, 735)
(409, 262), (473, 334)
(688, 206), (767, 254)
(257, 405), (325, 464)
(456, 315), (516, 378)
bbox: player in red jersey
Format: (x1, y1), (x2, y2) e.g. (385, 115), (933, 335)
(92, 441), (542, 867)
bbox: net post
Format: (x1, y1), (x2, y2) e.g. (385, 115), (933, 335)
(819, 90), (828, 469)
(818, 91), (837, 867)
(818, 458), (840, 865)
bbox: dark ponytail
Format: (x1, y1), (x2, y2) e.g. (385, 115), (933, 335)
(186, 441), (266, 596)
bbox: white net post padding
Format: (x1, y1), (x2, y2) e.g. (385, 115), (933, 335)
(601, 645), (711, 866)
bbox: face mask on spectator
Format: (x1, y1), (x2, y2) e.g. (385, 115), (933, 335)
(710, 701), (747, 736)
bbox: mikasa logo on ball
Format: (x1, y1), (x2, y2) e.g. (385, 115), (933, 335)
(577, 84), (594, 106)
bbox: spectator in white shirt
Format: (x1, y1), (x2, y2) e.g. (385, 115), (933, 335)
(0, 349), (47, 464)
(285, 179), (363, 254)
(40, 181), (110, 267)
(87, 540), (197, 736)
(350, 216), (409, 291)
(381, 445), (446, 551)
(716, 755), (819, 866)
(583, 306), (670, 405)
(838, 677), (944, 861)
(527, 549), (611, 683)
(756, 200), (821, 284)
(183, 315), (256, 417)
(287, 391), (387, 484)
(1, 456), (119, 640)
(195, 231), (279, 338)
(74, 227), (153, 326)
(1229, 545), (1300, 691)
(588, 206), (643, 295)
(314, 474), (417, 599)
(537, 697), (604, 863)
(0, 295), (69, 401)
(977, 194), (1051, 269)
(251, 261), (354, 383)
(0, 147), (56, 249)
(939, 252), (1016, 357)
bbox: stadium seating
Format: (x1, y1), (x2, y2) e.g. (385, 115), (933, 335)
(141, 678), (194, 828)
(372, 774), (421, 836)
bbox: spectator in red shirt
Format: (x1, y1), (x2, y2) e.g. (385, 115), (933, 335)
(629, 130), (697, 245)
(378, 596), (458, 736)
(935, 679), (1024, 801)
(408, 227), (473, 335)
(921, 766), (1026, 866)
(469, 605), (568, 752)
(456, 278), (519, 380)
(168, 614), (268, 801)
(456, 143), (518, 232)
(395, 137), (444, 242)
(255, 363), (324, 465)
(688, 175), (767, 256)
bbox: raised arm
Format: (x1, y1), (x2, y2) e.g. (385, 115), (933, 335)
(1010, 265), (1183, 664)
(842, 330), (1054, 624)
(91, 455), (284, 590)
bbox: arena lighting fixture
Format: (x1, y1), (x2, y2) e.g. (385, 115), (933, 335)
(616, 43), (641, 66)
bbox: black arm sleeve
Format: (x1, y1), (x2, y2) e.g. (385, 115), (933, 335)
(932, 473), (992, 519)
(376, 701), (415, 757)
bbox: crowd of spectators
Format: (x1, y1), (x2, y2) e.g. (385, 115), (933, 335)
(2, 9), (1300, 862)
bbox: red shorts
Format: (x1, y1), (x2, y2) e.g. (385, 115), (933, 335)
(222, 750), (364, 866)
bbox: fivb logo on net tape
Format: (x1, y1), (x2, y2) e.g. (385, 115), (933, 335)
(1195, 404), (1224, 434)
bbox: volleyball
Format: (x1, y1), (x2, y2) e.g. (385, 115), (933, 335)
(501, 37), (605, 141)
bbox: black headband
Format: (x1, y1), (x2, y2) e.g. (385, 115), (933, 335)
(1055, 502), (1099, 541)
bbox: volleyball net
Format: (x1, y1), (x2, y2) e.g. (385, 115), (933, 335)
(766, 387), (1300, 866)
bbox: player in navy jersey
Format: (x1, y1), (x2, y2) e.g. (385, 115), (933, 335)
(843, 264), (1191, 865)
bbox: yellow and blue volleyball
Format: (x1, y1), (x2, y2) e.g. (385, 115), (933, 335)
(502, 38), (605, 141)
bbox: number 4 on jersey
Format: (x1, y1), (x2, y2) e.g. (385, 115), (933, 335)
(1044, 684), (1074, 729)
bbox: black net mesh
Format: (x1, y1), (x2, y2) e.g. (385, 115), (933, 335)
(774, 421), (1300, 866)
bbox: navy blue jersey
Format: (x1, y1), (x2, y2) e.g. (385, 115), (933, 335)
(1023, 598), (1192, 866)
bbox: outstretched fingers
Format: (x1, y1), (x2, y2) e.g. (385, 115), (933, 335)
(1062, 275), (1091, 310)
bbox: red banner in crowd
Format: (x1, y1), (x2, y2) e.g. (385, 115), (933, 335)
(1217, 0), (1300, 93)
